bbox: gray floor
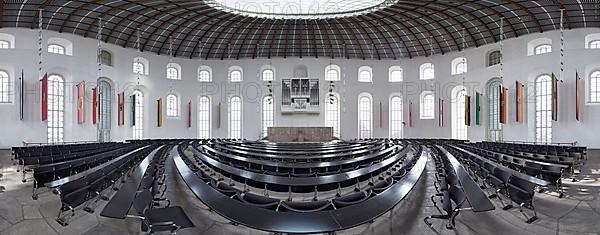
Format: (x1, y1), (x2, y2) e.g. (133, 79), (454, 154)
(0, 149), (599, 235)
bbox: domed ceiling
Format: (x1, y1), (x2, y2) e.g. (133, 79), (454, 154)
(0, 1), (598, 60)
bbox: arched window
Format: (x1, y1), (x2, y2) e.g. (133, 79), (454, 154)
(451, 57), (467, 75)
(487, 50), (502, 67)
(48, 44), (65, 55)
(262, 96), (274, 137)
(358, 93), (373, 138)
(389, 66), (403, 82)
(132, 90), (144, 139)
(420, 63), (434, 80)
(591, 40), (600, 49)
(98, 79), (112, 142)
(325, 93), (340, 138)
(229, 96), (242, 139)
(536, 75), (553, 143)
(325, 64), (341, 81)
(0, 40), (9, 49)
(166, 94), (179, 117)
(133, 57), (149, 75)
(229, 66), (243, 82)
(389, 96), (403, 138)
(358, 66), (372, 82)
(198, 66), (212, 82)
(47, 75), (64, 143)
(98, 50), (112, 66)
(166, 63), (181, 80)
(420, 91), (434, 119)
(0, 71), (10, 103)
(487, 79), (503, 141)
(262, 69), (274, 81)
(534, 44), (552, 55)
(590, 71), (600, 103)
(451, 86), (468, 140)
(198, 96), (211, 139)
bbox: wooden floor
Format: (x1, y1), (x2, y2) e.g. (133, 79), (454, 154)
(0, 149), (599, 235)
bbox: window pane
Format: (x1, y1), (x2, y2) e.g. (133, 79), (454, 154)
(133, 91), (144, 139)
(262, 96), (274, 137)
(167, 94), (178, 117)
(262, 69), (274, 81)
(198, 96), (211, 138)
(0, 40), (9, 49)
(358, 95), (372, 138)
(389, 96), (403, 138)
(325, 94), (340, 137)
(229, 96), (242, 138)
(535, 75), (552, 143)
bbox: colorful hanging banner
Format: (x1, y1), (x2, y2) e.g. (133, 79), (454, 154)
(188, 101), (192, 128)
(576, 72), (582, 121)
(438, 98), (444, 127)
(77, 81), (85, 124)
(131, 94), (136, 126)
(19, 71), (24, 120)
(475, 92), (481, 125)
(41, 73), (48, 121)
(516, 81), (524, 123)
(118, 92), (125, 126)
(499, 85), (507, 124)
(92, 87), (98, 125)
(552, 73), (559, 121)
(465, 95), (471, 126)
(157, 98), (163, 127)
(409, 101), (413, 127)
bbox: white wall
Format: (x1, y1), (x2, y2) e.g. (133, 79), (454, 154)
(1, 27), (600, 148)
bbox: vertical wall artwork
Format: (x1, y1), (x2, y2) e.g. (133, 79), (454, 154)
(188, 101), (192, 128)
(118, 92), (125, 126)
(552, 73), (559, 121)
(77, 81), (85, 124)
(499, 85), (507, 124)
(516, 81), (524, 123)
(576, 72), (582, 121)
(157, 98), (163, 127)
(438, 99), (444, 127)
(409, 101), (413, 128)
(41, 73), (48, 121)
(131, 94), (136, 126)
(92, 87), (98, 125)
(475, 92), (481, 125)
(465, 95), (471, 126)
(19, 70), (24, 120)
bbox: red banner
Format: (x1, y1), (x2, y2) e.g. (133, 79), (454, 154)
(157, 98), (163, 127)
(41, 73), (48, 121)
(465, 95), (471, 126)
(516, 81), (524, 123)
(499, 86), (507, 124)
(77, 81), (85, 124)
(552, 73), (559, 121)
(92, 87), (98, 125)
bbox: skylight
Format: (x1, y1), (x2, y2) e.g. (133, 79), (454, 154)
(206, 0), (396, 19)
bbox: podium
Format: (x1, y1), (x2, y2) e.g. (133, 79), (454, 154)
(267, 127), (333, 142)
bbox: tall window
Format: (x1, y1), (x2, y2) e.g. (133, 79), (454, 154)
(534, 44), (552, 55)
(198, 70), (211, 82)
(487, 79), (503, 141)
(98, 80), (112, 142)
(358, 66), (372, 82)
(230, 70), (242, 82)
(166, 94), (179, 117)
(536, 75), (553, 143)
(229, 96), (242, 138)
(591, 40), (600, 49)
(133, 62), (145, 74)
(98, 50), (112, 66)
(325, 93), (340, 138)
(358, 94), (372, 138)
(132, 90), (144, 140)
(389, 66), (403, 82)
(389, 96), (403, 138)
(420, 63), (434, 80)
(325, 64), (341, 81)
(591, 71), (600, 103)
(262, 96), (274, 137)
(47, 75), (64, 143)
(0, 40), (9, 49)
(167, 67), (179, 80)
(451, 86), (468, 140)
(420, 91), (434, 119)
(262, 69), (274, 81)
(487, 50), (502, 67)
(48, 44), (65, 54)
(198, 96), (211, 139)
(0, 71), (10, 103)
(451, 57), (467, 75)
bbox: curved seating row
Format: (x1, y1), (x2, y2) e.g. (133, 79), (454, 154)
(173, 143), (428, 234)
(54, 145), (159, 226)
